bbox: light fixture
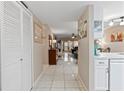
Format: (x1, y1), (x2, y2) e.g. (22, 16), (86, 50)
(52, 40), (56, 43)
(72, 33), (75, 39)
(109, 20), (114, 26)
(120, 18), (124, 25)
(108, 16), (124, 26)
(72, 36), (75, 39)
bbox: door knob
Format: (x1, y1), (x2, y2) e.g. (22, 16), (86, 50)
(20, 58), (23, 61)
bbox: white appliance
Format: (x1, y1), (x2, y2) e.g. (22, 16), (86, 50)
(110, 59), (124, 91)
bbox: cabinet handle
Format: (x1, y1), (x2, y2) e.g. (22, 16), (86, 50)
(99, 62), (104, 64)
(106, 68), (109, 73)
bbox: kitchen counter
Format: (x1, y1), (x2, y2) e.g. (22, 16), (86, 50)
(94, 52), (124, 91)
(94, 53), (124, 60)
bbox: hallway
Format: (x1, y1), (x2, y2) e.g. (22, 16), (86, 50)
(32, 52), (84, 91)
(1, 1), (124, 91)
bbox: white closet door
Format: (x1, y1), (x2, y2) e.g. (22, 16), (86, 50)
(0, 2), (4, 90)
(1, 2), (22, 90)
(21, 9), (32, 90)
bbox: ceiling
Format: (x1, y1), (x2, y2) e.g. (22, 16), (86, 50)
(25, 1), (124, 40)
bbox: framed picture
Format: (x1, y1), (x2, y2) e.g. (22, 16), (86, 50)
(34, 23), (43, 43)
(94, 20), (103, 39)
(94, 20), (102, 32)
(78, 20), (87, 39)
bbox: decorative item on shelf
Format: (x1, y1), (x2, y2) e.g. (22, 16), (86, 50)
(111, 33), (115, 42)
(111, 32), (123, 42)
(117, 32), (123, 41)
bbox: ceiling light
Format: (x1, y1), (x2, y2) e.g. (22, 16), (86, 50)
(72, 36), (75, 39)
(109, 20), (114, 26)
(120, 19), (124, 25)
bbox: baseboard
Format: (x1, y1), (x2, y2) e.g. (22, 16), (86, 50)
(32, 64), (49, 88)
(32, 71), (44, 88)
(77, 74), (88, 91)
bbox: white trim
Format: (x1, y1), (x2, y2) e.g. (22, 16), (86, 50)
(32, 71), (44, 88)
(77, 74), (88, 91)
(32, 64), (49, 89)
(31, 16), (34, 90)
(16, 1), (32, 16)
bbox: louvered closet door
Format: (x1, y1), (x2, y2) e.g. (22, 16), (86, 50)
(21, 9), (32, 91)
(1, 2), (22, 90)
(0, 2), (4, 90)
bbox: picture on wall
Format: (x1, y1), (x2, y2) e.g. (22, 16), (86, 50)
(34, 23), (43, 43)
(111, 32), (123, 42)
(93, 20), (103, 39)
(78, 20), (87, 39)
(94, 20), (102, 32)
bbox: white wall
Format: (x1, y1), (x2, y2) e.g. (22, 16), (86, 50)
(78, 7), (89, 90)
(78, 6), (94, 90)
(33, 17), (50, 84)
(78, 38), (89, 89)
(33, 43), (43, 81)
(104, 25), (124, 52)
(42, 25), (50, 65)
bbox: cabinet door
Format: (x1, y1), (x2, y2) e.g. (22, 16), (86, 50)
(110, 60), (124, 91)
(94, 60), (108, 91)
(1, 2), (22, 90)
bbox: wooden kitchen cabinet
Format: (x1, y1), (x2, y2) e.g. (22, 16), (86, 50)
(94, 59), (108, 91)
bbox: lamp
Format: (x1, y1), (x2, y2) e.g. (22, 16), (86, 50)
(108, 16), (124, 26)
(109, 20), (114, 26)
(72, 33), (75, 39)
(72, 36), (75, 39)
(120, 18), (124, 25)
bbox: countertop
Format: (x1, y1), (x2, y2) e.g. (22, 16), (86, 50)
(94, 53), (124, 60)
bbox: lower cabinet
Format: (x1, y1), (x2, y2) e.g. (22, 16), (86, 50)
(94, 59), (108, 91)
(110, 59), (124, 91)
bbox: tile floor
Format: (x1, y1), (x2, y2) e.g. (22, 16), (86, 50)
(32, 52), (84, 91)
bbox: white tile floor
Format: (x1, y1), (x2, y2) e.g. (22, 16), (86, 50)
(32, 52), (84, 91)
